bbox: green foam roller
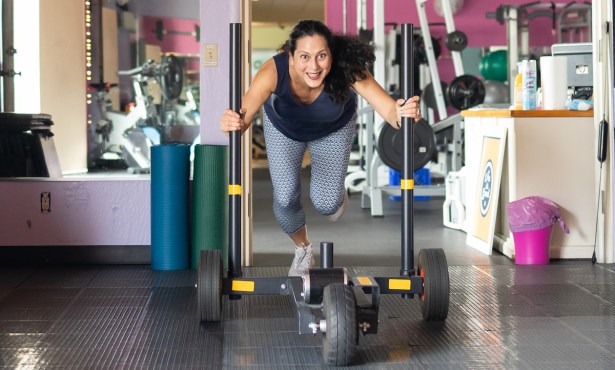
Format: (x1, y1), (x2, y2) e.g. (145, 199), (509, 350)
(191, 144), (228, 270)
(479, 50), (508, 82)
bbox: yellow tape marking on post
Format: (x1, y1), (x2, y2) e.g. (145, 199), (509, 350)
(357, 277), (372, 286)
(231, 280), (255, 292)
(228, 184), (242, 195)
(400, 179), (414, 190)
(389, 279), (411, 290)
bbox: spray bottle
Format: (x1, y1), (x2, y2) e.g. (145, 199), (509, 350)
(522, 59), (537, 110)
(513, 62), (523, 110)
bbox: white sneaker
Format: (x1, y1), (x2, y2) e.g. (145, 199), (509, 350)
(328, 192), (348, 222)
(288, 244), (314, 276)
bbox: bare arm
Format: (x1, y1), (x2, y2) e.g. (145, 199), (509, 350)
(220, 58), (277, 133)
(352, 70), (421, 127)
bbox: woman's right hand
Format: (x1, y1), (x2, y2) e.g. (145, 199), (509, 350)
(219, 107), (247, 133)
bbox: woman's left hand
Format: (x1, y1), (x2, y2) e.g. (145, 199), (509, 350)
(395, 96), (422, 127)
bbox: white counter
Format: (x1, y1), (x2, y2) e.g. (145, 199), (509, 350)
(461, 109), (596, 259)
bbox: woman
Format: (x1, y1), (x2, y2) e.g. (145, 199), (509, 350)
(220, 20), (421, 276)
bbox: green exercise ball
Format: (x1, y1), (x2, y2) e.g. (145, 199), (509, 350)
(479, 50), (508, 82)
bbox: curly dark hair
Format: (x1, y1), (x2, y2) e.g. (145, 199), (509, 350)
(280, 20), (375, 103)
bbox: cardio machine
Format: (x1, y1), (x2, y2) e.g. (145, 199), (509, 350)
(88, 55), (183, 173)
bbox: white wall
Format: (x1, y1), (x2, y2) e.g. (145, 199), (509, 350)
(13, 0), (41, 113)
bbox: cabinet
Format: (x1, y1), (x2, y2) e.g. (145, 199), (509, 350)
(462, 109), (596, 259)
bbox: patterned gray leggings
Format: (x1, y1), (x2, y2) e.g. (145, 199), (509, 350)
(262, 111), (357, 235)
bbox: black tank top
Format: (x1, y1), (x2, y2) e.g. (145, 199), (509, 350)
(263, 53), (357, 142)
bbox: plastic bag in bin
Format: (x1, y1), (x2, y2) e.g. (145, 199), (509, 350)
(507, 196), (569, 233)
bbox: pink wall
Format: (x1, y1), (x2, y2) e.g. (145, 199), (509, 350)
(325, 0), (570, 47)
(325, 0), (589, 86)
(142, 16), (200, 55)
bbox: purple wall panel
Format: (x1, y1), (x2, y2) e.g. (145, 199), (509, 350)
(199, 0), (241, 145)
(0, 180), (150, 246)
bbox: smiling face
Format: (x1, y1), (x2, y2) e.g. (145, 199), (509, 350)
(289, 34), (332, 89)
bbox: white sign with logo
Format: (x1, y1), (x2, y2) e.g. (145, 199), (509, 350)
(466, 126), (507, 255)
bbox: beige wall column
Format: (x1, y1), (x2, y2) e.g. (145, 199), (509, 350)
(39, 0), (87, 174)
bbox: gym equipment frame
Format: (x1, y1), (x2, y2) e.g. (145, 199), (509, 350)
(89, 55), (184, 173)
(196, 23), (450, 367)
(485, 2), (592, 101)
(416, 0), (485, 117)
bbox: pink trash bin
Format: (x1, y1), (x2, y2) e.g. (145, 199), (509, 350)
(513, 225), (553, 265)
(507, 196), (569, 265)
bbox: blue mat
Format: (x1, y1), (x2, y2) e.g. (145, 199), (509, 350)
(150, 144), (190, 270)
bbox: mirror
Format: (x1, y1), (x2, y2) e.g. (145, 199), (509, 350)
(86, 0), (200, 173)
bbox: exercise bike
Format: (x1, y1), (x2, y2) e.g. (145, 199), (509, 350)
(88, 55), (183, 173)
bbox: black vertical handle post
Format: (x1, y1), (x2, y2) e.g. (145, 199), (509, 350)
(400, 23), (415, 277)
(229, 23), (242, 278)
(320, 242), (334, 269)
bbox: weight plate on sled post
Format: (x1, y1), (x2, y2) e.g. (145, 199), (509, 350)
(377, 118), (436, 172)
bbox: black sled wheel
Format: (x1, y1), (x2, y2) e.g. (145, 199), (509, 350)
(322, 283), (358, 366)
(417, 248), (450, 321)
(197, 249), (222, 322)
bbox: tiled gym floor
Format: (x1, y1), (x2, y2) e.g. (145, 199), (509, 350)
(1, 263), (614, 369)
(1, 169), (613, 368)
